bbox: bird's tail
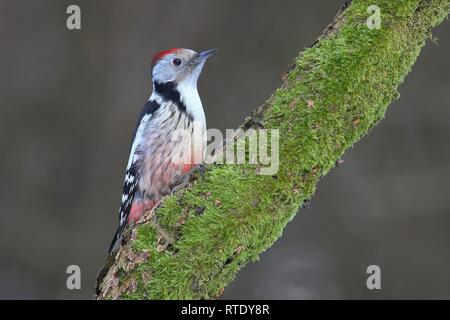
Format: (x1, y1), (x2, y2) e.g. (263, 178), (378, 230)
(108, 224), (125, 255)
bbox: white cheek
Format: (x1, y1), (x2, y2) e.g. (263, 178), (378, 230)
(152, 62), (176, 83)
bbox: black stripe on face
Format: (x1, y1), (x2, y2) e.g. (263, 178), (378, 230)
(154, 81), (187, 113)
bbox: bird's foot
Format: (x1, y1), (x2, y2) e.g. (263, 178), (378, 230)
(171, 164), (208, 195)
(190, 163), (207, 179)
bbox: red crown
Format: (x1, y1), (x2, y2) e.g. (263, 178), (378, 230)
(151, 48), (181, 68)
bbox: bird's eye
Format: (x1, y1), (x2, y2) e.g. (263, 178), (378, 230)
(173, 58), (181, 66)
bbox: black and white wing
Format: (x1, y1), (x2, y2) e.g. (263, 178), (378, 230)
(108, 100), (160, 254)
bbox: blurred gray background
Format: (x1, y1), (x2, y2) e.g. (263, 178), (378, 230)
(0, 0), (449, 299)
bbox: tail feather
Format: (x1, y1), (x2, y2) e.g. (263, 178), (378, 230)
(108, 225), (125, 255)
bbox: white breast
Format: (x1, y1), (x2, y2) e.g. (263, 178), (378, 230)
(177, 81), (206, 127)
(137, 100), (206, 201)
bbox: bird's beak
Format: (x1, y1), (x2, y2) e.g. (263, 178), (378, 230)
(197, 49), (217, 62)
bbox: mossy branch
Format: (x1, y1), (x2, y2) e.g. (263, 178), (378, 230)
(96, 0), (449, 299)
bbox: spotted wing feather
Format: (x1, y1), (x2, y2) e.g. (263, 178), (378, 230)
(108, 100), (160, 254)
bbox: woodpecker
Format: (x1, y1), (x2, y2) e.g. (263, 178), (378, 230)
(109, 48), (216, 254)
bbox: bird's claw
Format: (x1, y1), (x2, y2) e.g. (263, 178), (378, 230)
(171, 164), (208, 195)
(190, 163), (207, 179)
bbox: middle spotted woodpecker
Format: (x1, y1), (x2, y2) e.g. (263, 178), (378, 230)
(109, 48), (216, 254)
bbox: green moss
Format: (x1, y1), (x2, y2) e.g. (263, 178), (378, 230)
(98, 0), (450, 299)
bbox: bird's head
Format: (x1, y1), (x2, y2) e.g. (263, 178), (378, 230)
(151, 48), (216, 87)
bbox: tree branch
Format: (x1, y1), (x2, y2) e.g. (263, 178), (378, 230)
(96, 0), (450, 299)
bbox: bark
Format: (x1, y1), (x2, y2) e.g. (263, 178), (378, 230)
(96, 0), (450, 299)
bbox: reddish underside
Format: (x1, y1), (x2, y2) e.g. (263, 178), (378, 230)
(127, 162), (195, 223)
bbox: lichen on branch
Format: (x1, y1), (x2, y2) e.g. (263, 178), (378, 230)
(96, 0), (450, 299)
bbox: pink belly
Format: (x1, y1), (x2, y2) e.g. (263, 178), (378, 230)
(128, 199), (155, 223)
(127, 160), (199, 224)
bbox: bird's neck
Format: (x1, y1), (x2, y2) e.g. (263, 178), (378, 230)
(150, 80), (205, 123)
